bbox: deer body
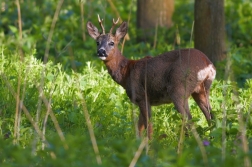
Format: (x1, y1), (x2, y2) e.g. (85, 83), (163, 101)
(87, 17), (216, 138)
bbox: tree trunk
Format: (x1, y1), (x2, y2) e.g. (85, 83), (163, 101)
(194, 0), (226, 64)
(137, 0), (174, 41)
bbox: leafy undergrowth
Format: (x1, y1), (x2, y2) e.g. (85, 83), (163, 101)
(0, 49), (251, 167)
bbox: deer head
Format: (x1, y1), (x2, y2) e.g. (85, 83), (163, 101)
(87, 15), (128, 61)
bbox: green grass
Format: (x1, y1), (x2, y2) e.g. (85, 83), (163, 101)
(0, 48), (251, 166)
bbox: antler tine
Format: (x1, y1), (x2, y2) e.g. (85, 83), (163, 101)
(109, 18), (120, 34)
(97, 14), (105, 35)
(113, 18), (120, 24)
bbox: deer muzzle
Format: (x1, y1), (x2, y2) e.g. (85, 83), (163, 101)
(97, 49), (107, 60)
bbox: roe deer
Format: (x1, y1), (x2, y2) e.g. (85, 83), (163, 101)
(86, 15), (216, 138)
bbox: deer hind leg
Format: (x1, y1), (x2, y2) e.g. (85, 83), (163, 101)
(192, 79), (214, 125)
(138, 101), (153, 139)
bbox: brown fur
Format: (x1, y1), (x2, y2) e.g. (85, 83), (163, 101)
(87, 20), (216, 138)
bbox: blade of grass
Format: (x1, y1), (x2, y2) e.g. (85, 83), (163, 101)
(42, 85), (57, 150)
(19, 66), (30, 145)
(176, 25), (185, 156)
(39, 87), (69, 150)
(120, 0), (133, 53)
(144, 59), (149, 154)
(221, 52), (232, 161)
(107, 0), (120, 19)
(190, 20), (208, 166)
(77, 83), (102, 165)
(43, 0), (64, 64)
(153, 22), (158, 49)
(129, 137), (148, 167)
(14, 0), (24, 145)
(191, 125), (208, 167)
(79, 0), (86, 41)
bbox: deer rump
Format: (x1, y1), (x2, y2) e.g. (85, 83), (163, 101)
(125, 49), (215, 107)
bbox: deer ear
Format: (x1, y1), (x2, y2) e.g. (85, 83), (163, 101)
(115, 21), (128, 40)
(87, 21), (100, 39)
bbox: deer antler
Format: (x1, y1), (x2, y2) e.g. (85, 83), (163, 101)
(97, 14), (105, 35)
(109, 18), (119, 34)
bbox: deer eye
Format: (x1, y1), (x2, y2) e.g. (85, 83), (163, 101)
(96, 42), (100, 46)
(109, 42), (114, 46)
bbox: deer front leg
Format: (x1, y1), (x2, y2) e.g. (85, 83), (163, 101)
(138, 101), (153, 139)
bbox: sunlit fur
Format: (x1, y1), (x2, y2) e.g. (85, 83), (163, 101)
(87, 20), (216, 139)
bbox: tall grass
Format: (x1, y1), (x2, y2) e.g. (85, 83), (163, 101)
(0, 47), (251, 166)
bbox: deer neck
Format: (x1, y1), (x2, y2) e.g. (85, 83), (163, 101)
(103, 50), (131, 88)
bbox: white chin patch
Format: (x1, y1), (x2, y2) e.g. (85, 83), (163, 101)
(99, 57), (106, 60)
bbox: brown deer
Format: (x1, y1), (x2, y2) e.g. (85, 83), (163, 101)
(86, 15), (216, 138)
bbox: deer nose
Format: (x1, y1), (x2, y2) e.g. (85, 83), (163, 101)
(97, 49), (107, 57)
